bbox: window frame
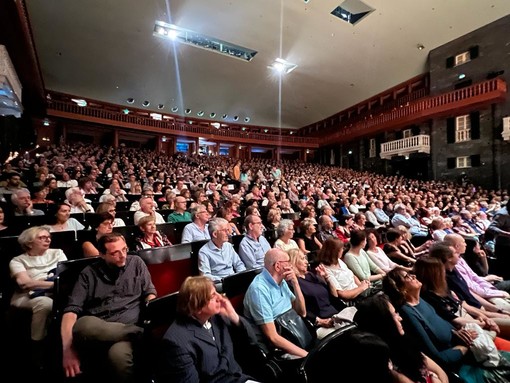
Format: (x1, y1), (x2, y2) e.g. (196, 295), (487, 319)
(455, 115), (471, 142)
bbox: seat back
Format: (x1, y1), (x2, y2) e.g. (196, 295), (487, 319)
(112, 225), (141, 251)
(52, 257), (101, 321)
(230, 234), (245, 254)
(137, 243), (194, 296)
(0, 235), (23, 310)
(222, 268), (263, 313)
(297, 323), (357, 383)
(155, 223), (177, 244)
(50, 230), (81, 260)
(190, 239), (209, 273)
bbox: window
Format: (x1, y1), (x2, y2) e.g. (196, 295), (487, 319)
(369, 138), (376, 158)
(455, 115), (471, 142)
(403, 129), (412, 139)
(456, 156), (471, 168)
(455, 51), (470, 66)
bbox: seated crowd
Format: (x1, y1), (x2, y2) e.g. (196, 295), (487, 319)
(2, 142), (510, 382)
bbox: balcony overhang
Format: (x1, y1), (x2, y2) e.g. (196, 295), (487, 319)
(326, 78), (506, 145)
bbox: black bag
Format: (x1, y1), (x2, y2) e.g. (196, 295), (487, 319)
(274, 308), (315, 350)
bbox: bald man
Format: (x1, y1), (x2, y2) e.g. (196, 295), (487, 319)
(243, 248), (308, 358)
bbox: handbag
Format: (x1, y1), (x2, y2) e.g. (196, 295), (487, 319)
(274, 308), (315, 351)
(464, 322), (500, 367)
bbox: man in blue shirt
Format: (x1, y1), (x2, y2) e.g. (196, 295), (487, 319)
(198, 217), (246, 283)
(239, 215), (270, 269)
(243, 248), (308, 358)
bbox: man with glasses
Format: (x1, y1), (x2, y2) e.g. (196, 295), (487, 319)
(181, 204), (211, 243)
(243, 248), (308, 358)
(239, 214), (271, 269)
(167, 196), (192, 223)
(198, 217), (246, 286)
(61, 232), (156, 383)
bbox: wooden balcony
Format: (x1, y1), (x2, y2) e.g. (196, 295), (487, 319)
(380, 134), (430, 159)
(326, 78), (507, 144)
(46, 98), (319, 149)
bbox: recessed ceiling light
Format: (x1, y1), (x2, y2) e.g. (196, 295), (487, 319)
(185, 109), (191, 114)
(417, 44), (425, 50)
(268, 58), (298, 74)
(210, 112), (216, 118)
(142, 100), (150, 107)
(153, 20), (257, 62)
(171, 107), (178, 113)
(157, 104), (164, 109)
(244, 117), (250, 123)
(127, 98), (134, 104)
(197, 111), (204, 117)
(222, 114), (228, 119)
(233, 116), (239, 121)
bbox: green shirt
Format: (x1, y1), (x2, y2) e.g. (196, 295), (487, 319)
(167, 211), (192, 223)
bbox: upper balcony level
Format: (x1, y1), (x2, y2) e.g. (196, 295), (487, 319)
(45, 78), (506, 150)
(46, 92), (320, 149)
(380, 135), (430, 160)
(325, 78), (507, 145)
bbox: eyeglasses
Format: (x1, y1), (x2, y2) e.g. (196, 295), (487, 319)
(274, 258), (291, 266)
(36, 235), (51, 241)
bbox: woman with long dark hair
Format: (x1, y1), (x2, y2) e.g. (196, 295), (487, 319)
(354, 294), (448, 383)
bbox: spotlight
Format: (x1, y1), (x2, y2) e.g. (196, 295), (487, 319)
(171, 107), (178, 113)
(197, 111), (204, 117)
(185, 109), (191, 114)
(157, 104), (164, 109)
(244, 117), (250, 123)
(142, 101), (150, 107)
(233, 116), (239, 121)
(210, 112), (216, 118)
(222, 114), (228, 119)
(127, 98), (135, 104)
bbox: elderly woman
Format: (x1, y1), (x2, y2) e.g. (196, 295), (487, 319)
(274, 219), (299, 253)
(158, 276), (252, 382)
(266, 208), (282, 231)
(49, 202), (85, 232)
(135, 215), (172, 250)
(161, 190), (176, 210)
(296, 218), (322, 254)
(81, 212), (114, 257)
(288, 249), (356, 339)
(9, 226), (67, 368)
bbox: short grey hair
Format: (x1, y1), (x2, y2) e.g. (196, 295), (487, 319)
(10, 188), (31, 205)
(277, 219), (294, 238)
(18, 225), (52, 251)
(208, 217), (228, 236)
(65, 186), (81, 201)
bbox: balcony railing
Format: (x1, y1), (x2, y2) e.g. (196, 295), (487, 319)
(327, 78), (506, 144)
(380, 134), (430, 159)
(46, 98), (319, 148)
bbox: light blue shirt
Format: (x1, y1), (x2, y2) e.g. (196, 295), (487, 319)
(239, 234), (271, 269)
(374, 208), (390, 224)
(181, 222), (210, 243)
(198, 240), (246, 282)
(243, 268), (294, 325)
